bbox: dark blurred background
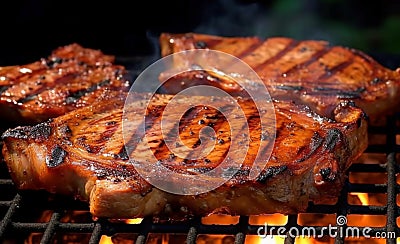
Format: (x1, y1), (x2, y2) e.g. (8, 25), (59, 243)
(1, 0), (399, 67)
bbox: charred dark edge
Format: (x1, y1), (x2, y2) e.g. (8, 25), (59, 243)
(256, 165), (288, 183)
(84, 161), (142, 180)
(17, 73), (77, 104)
(43, 57), (64, 68)
(254, 40), (300, 71)
(46, 145), (67, 168)
(0, 86), (9, 95)
(295, 132), (324, 163)
(319, 167), (336, 182)
(116, 147), (129, 160)
(194, 38), (224, 49)
(65, 79), (110, 104)
(322, 128), (344, 152)
(1, 121), (52, 140)
(283, 45), (331, 75)
(236, 40), (264, 59)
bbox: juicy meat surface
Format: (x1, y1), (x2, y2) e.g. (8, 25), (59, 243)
(0, 43), (130, 125)
(159, 33), (400, 121)
(2, 91), (368, 219)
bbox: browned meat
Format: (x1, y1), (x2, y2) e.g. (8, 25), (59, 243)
(0, 43), (130, 125)
(159, 33), (400, 121)
(2, 91), (368, 219)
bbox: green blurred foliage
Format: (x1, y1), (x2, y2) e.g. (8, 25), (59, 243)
(264, 0), (400, 54)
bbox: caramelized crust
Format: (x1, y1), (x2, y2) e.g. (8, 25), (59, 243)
(0, 43), (130, 125)
(159, 33), (400, 121)
(2, 91), (367, 218)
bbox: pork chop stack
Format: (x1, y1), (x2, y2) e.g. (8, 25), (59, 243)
(159, 33), (400, 121)
(1, 91), (368, 218)
(0, 43), (130, 125)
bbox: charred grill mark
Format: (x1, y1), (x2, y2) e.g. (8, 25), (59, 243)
(46, 145), (67, 167)
(16, 73), (76, 104)
(190, 110), (225, 149)
(323, 128), (343, 152)
(317, 58), (353, 81)
(178, 106), (201, 134)
(256, 165), (288, 183)
(97, 124), (120, 145)
(116, 147), (129, 160)
(310, 86), (366, 99)
(18, 94), (38, 103)
(349, 47), (375, 65)
(180, 105), (234, 163)
(254, 40), (300, 71)
(283, 46), (331, 75)
(337, 87), (366, 99)
(236, 41), (264, 59)
(123, 105), (165, 159)
(296, 132), (323, 163)
(119, 119), (145, 159)
(65, 79), (110, 104)
(275, 85), (304, 91)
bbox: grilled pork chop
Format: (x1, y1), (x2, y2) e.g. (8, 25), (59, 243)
(0, 43), (130, 125)
(159, 33), (400, 121)
(2, 91), (367, 218)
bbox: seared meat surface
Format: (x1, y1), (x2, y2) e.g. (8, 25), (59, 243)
(159, 33), (400, 121)
(0, 43), (130, 125)
(2, 91), (367, 218)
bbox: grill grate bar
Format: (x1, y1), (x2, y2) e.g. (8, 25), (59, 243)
(234, 232), (245, 244)
(386, 158), (398, 244)
(88, 222), (102, 244)
(186, 226), (197, 244)
(348, 183), (387, 193)
(334, 179), (348, 244)
(135, 235), (147, 244)
(10, 222), (96, 232)
(40, 212), (61, 244)
(385, 115), (399, 244)
(0, 193), (21, 239)
(0, 201), (12, 207)
(348, 164), (387, 173)
(0, 179), (13, 185)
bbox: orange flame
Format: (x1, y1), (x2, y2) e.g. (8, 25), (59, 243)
(99, 235), (113, 244)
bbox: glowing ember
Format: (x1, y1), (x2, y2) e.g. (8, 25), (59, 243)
(350, 192), (369, 205)
(99, 235), (113, 244)
(125, 218), (143, 224)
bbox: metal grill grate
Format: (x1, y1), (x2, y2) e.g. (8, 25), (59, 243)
(0, 57), (399, 244)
